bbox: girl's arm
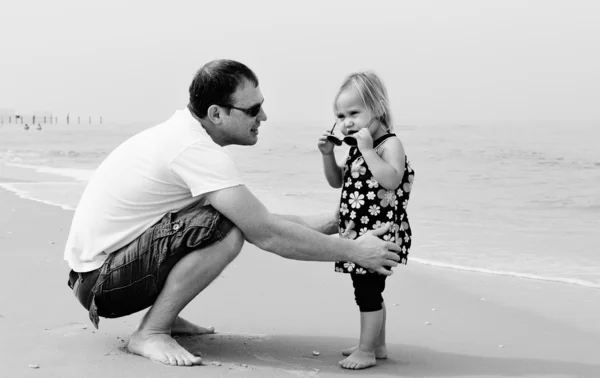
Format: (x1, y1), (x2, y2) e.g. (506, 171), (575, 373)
(318, 131), (344, 188)
(361, 137), (406, 190)
(322, 153), (344, 188)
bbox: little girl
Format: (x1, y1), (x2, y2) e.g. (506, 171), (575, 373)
(318, 71), (415, 370)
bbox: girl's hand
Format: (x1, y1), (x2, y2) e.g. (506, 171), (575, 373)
(354, 128), (374, 152)
(318, 131), (335, 155)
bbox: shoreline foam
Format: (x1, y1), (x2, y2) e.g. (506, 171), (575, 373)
(411, 257), (600, 289)
(6, 162), (94, 181)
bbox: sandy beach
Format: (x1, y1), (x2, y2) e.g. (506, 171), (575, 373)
(3, 1), (600, 376)
(1, 184), (599, 378)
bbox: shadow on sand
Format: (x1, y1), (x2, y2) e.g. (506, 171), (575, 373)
(172, 333), (600, 377)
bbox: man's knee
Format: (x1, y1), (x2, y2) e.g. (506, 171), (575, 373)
(222, 226), (244, 260)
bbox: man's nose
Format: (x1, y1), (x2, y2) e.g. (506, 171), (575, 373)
(257, 107), (267, 121)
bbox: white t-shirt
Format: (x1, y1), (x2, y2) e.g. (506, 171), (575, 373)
(64, 108), (243, 272)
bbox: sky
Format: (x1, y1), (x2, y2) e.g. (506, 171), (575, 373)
(1, 0), (599, 126)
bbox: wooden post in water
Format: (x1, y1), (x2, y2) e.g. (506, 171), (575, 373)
(67, 114), (70, 124)
(100, 116), (103, 124)
(78, 116), (80, 124)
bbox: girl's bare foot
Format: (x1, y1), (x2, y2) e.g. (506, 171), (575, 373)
(171, 316), (215, 335)
(127, 331), (202, 366)
(339, 348), (376, 370)
(341, 345), (387, 359)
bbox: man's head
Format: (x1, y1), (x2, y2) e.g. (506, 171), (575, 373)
(188, 59), (267, 146)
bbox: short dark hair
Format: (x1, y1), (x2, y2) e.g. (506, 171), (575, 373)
(188, 59), (259, 118)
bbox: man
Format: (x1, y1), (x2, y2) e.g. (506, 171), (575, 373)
(65, 59), (401, 366)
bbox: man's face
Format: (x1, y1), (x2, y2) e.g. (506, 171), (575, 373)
(220, 80), (267, 146)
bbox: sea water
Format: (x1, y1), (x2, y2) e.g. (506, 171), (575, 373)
(1, 119), (599, 288)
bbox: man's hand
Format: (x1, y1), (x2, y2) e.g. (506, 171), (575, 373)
(352, 223), (401, 276)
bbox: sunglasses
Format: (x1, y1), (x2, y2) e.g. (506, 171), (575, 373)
(326, 118), (378, 147)
(327, 123), (357, 146)
(220, 103), (263, 117)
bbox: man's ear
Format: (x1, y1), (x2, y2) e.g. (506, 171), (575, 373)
(207, 105), (224, 124)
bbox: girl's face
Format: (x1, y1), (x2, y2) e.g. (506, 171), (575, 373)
(335, 86), (383, 138)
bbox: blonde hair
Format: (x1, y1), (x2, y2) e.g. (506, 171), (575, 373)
(334, 71), (393, 132)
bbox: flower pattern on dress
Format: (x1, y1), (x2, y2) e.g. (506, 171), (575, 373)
(341, 220), (357, 240)
(340, 203), (349, 216)
(368, 205), (380, 216)
(366, 178), (379, 188)
(383, 234), (395, 242)
(350, 157), (367, 178)
(377, 189), (397, 208)
(349, 192), (365, 209)
(335, 134), (415, 275)
(400, 221), (409, 231)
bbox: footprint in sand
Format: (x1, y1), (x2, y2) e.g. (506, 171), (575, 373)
(45, 323), (88, 337)
(254, 352), (291, 365)
(282, 369), (320, 377)
(227, 363), (253, 373)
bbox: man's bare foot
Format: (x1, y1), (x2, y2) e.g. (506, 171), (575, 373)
(127, 331), (202, 366)
(171, 316), (215, 335)
(342, 345), (387, 359)
(339, 348), (377, 370)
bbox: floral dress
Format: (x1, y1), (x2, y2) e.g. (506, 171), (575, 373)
(335, 133), (415, 275)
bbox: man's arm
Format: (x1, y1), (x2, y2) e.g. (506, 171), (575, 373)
(206, 185), (400, 275)
(273, 211), (338, 235)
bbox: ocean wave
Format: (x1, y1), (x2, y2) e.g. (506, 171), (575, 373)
(0, 182), (78, 211)
(1, 148), (108, 159)
(411, 257), (600, 289)
(6, 163), (94, 182)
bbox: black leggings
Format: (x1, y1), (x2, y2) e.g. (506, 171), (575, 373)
(351, 273), (386, 312)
